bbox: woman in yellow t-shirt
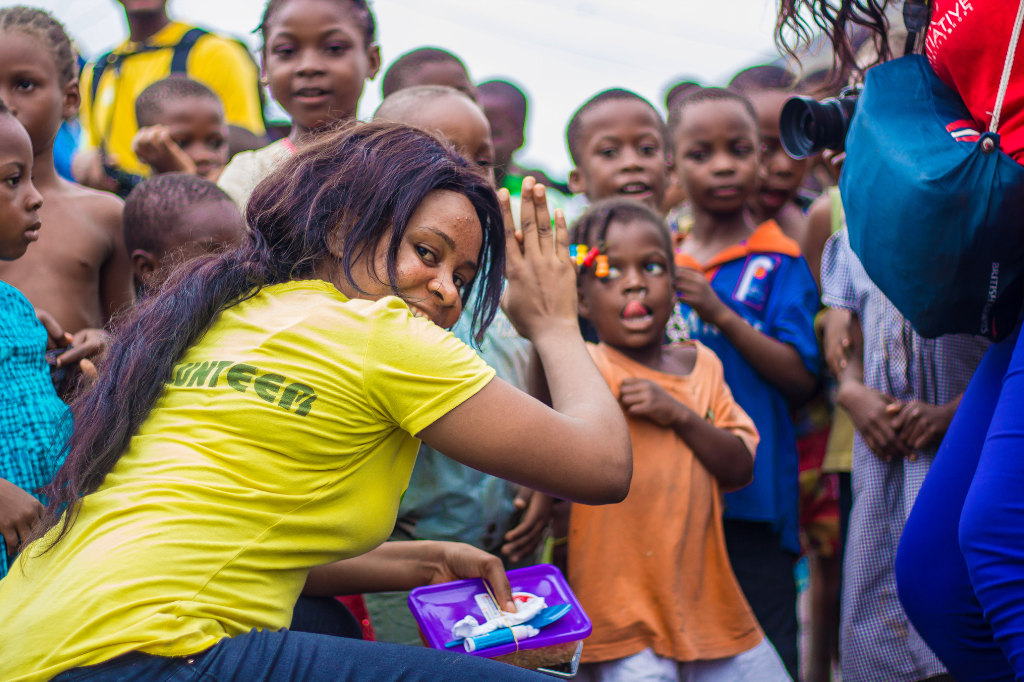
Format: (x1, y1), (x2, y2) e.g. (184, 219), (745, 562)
(0, 120), (631, 682)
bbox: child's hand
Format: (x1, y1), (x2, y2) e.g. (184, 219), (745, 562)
(0, 478), (43, 556)
(619, 377), (686, 427)
(132, 125), (196, 175)
(838, 381), (912, 461)
(502, 487), (552, 564)
(821, 149), (846, 183)
(886, 400), (955, 452)
(72, 148), (121, 193)
(822, 308), (853, 378)
(56, 328), (111, 368)
(34, 310), (71, 351)
(676, 267), (727, 326)
(499, 177), (578, 343)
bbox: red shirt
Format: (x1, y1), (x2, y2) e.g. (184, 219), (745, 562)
(927, 0), (1024, 162)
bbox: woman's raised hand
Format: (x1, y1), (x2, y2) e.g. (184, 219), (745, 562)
(499, 176), (578, 343)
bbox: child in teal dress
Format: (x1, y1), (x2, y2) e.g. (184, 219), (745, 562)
(0, 100), (70, 578)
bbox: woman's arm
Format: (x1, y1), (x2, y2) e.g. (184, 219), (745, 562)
(303, 541), (518, 612)
(418, 179), (632, 506)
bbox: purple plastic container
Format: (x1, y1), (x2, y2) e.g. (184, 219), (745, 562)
(408, 564), (592, 659)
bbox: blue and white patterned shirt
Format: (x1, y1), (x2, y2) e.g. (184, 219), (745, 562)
(822, 229), (988, 682)
(0, 282), (69, 578)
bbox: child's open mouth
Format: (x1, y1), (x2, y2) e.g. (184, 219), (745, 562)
(293, 87), (333, 105)
(620, 300), (654, 331)
(618, 182), (651, 197)
(759, 187), (790, 208)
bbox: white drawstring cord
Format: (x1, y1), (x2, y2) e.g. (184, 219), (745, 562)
(990, 0), (1024, 134)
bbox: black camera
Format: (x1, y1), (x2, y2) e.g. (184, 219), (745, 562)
(779, 88), (859, 159)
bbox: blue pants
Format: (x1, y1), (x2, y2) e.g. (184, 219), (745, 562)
(896, 323), (1024, 681)
(51, 627), (547, 682)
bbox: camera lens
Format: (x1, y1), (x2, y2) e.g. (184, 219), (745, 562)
(779, 95), (858, 159)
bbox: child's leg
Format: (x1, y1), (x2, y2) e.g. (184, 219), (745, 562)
(896, 327), (1018, 682)
(960, 324), (1024, 678)
(686, 638), (792, 682)
(576, 648), (678, 682)
(723, 520), (799, 681)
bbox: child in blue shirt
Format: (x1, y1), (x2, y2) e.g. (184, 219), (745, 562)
(668, 87), (820, 681)
(0, 101), (69, 579)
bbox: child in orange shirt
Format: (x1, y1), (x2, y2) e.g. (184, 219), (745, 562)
(566, 198), (790, 682)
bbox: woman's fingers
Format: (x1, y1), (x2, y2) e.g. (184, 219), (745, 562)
(481, 560), (515, 614)
(553, 208), (570, 260)
(532, 183), (555, 255)
(518, 176), (542, 258)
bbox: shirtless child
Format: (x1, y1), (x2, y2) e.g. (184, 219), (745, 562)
(0, 8), (133, 349)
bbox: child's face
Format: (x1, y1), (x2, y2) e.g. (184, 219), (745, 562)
(152, 98), (229, 180)
(568, 99), (669, 211)
(672, 99), (760, 216)
(748, 90), (809, 214)
(0, 29), (79, 156)
(578, 219), (675, 351)
(478, 91), (524, 173)
(264, 0), (381, 133)
(402, 62), (477, 100)
(133, 200), (245, 286)
(339, 189), (482, 330)
(157, 98), (228, 179)
(0, 116), (43, 260)
(405, 96), (495, 186)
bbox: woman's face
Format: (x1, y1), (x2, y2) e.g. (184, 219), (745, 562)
(335, 189), (483, 330)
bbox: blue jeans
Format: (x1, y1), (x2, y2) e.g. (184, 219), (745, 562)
(51, 627), (548, 682)
(896, 323), (1024, 682)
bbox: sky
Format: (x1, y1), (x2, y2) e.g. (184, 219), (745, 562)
(23, 0), (784, 180)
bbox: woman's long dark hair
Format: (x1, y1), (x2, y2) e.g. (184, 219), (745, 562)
(35, 120), (505, 549)
(776, 0), (899, 85)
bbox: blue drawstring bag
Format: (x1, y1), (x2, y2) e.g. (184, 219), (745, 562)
(841, 52), (1024, 341)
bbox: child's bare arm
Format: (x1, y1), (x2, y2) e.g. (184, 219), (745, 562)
(94, 195), (134, 325)
(618, 378), (753, 490)
(0, 478), (43, 557)
(803, 195), (834, 290)
(677, 268), (817, 404)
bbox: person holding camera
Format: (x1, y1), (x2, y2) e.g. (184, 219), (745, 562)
(779, 2), (1024, 681)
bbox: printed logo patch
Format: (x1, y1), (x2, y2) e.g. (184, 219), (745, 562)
(168, 360), (318, 417)
(732, 254), (780, 311)
(946, 119), (981, 143)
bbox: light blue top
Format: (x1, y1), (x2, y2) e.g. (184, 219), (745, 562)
(395, 306), (531, 550)
(0, 282), (69, 578)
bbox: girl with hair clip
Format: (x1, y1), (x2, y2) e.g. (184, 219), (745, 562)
(0, 121), (631, 682)
(779, 3), (1024, 681)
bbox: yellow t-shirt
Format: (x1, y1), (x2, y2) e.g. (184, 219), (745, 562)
(79, 21), (266, 177)
(0, 280), (494, 682)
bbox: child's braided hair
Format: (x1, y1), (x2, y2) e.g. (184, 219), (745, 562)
(0, 6), (77, 87)
(258, 0), (377, 50)
(569, 198), (674, 278)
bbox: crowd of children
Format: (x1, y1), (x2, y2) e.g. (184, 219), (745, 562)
(0, 1), (995, 682)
